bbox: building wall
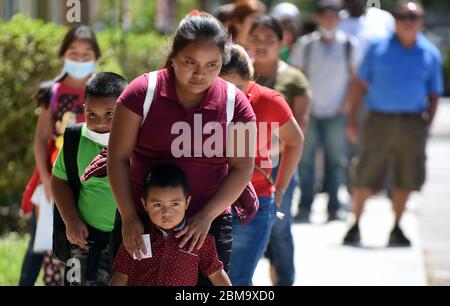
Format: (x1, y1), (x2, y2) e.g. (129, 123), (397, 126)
(1, 0), (97, 25)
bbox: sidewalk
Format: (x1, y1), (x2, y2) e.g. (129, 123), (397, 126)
(253, 194), (426, 286)
(252, 98), (450, 286)
(415, 98), (450, 285)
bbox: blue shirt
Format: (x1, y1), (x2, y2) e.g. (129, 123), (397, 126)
(358, 33), (443, 113)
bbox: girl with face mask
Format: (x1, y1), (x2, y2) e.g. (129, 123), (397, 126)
(19, 25), (101, 286)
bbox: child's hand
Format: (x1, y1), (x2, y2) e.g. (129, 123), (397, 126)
(66, 218), (90, 250)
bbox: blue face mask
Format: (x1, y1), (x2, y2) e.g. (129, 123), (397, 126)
(63, 59), (96, 80)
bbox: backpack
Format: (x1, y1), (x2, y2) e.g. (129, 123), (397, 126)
(52, 123), (82, 264)
(142, 71), (259, 224)
(302, 34), (353, 77)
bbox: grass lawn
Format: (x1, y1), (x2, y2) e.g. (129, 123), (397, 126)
(0, 232), (43, 285)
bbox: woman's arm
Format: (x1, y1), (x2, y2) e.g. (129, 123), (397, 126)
(107, 103), (146, 258)
(176, 122), (257, 252)
(292, 95), (310, 132)
(274, 117), (303, 207)
(34, 106), (53, 201)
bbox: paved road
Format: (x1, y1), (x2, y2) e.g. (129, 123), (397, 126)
(252, 98), (450, 286)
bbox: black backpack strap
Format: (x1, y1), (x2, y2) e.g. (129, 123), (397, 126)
(63, 123), (83, 199)
(53, 123), (83, 266)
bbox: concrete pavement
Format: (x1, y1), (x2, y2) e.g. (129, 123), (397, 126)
(252, 98), (450, 286)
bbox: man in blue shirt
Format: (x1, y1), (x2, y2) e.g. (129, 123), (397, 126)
(343, 0), (444, 247)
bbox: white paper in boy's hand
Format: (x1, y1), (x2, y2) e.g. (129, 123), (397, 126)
(133, 234), (152, 260)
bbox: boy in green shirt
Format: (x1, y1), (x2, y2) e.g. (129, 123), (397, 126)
(51, 72), (127, 285)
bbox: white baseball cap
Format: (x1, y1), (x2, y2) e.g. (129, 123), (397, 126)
(270, 2), (301, 22)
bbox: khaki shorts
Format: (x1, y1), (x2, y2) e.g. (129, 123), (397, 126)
(352, 111), (428, 192)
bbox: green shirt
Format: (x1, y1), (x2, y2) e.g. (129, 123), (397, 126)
(52, 124), (116, 232)
(255, 60), (312, 111)
(279, 46), (291, 63)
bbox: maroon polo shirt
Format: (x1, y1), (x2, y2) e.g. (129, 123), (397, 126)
(112, 222), (223, 286)
(117, 67), (256, 217)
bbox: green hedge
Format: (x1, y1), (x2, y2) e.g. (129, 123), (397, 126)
(0, 15), (170, 234)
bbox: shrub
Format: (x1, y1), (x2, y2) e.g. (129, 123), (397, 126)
(0, 15), (121, 198)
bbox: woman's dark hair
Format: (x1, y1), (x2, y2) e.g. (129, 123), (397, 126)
(164, 12), (230, 67)
(59, 25), (101, 59)
(85, 72), (128, 100)
(142, 164), (190, 199)
(34, 26), (101, 108)
(249, 15), (284, 42)
(220, 44), (254, 81)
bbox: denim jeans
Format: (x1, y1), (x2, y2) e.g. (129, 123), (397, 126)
(298, 114), (347, 213)
(265, 162), (298, 286)
(229, 195), (276, 286)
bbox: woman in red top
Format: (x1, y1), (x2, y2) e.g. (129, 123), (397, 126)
(19, 26), (101, 286)
(107, 12), (256, 285)
(220, 44), (303, 285)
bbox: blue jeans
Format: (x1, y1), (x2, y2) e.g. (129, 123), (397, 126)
(298, 114), (347, 213)
(229, 195), (276, 286)
(266, 162), (298, 286)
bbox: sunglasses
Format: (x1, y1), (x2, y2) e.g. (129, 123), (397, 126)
(394, 13), (424, 22)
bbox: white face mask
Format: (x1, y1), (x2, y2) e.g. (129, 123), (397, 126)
(319, 27), (337, 40)
(85, 128), (110, 146)
(63, 59), (96, 80)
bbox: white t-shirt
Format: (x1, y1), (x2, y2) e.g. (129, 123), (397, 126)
(339, 7), (395, 64)
(290, 31), (360, 118)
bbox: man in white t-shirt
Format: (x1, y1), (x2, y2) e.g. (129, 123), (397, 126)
(339, 0), (395, 65)
(290, 0), (360, 222)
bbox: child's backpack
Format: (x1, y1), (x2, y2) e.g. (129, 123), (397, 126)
(52, 123), (83, 264)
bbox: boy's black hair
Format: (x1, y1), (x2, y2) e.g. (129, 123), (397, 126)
(142, 164), (190, 199)
(85, 72), (128, 99)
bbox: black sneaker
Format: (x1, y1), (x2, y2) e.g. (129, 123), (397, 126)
(388, 225), (411, 247)
(327, 211), (346, 222)
(294, 210), (311, 224)
(343, 224), (361, 246)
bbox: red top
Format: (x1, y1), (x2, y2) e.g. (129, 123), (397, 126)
(112, 222), (223, 286)
(118, 68), (256, 217)
(50, 81), (85, 128)
(245, 82), (293, 197)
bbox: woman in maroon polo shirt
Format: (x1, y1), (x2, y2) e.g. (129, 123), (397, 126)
(107, 12), (256, 284)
